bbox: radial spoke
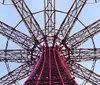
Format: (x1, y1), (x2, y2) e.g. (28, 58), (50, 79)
(44, 0), (56, 35)
(0, 49), (40, 64)
(66, 19), (100, 48)
(44, 0), (56, 46)
(69, 48), (100, 62)
(70, 62), (100, 85)
(0, 21), (34, 50)
(0, 49), (29, 63)
(0, 64), (34, 85)
(56, 0), (87, 40)
(11, 0), (43, 43)
(0, 49), (31, 63)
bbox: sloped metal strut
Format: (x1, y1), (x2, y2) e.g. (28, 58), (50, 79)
(23, 46), (78, 85)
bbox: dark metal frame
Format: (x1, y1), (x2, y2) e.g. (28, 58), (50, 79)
(0, 0), (100, 85)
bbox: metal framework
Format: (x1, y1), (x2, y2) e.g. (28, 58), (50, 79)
(0, 0), (100, 85)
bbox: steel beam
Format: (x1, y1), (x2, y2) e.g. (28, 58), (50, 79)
(56, 0), (87, 41)
(66, 19), (100, 48)
(23, 47), (78, 85)
(44, 0), (56, 46)
(0, 49), (29, 63)
(0, 64), (34, 85)
(70, 62), (100, 85)
(11, 0), (43, 43)
(70, 48), (100, 62)
(0, 21), (34, 50)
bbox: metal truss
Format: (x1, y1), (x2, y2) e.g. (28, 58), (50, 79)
(23, 47), (78, 85)
(0, 21), (34, 50)
(56, 0), (87, 40)
(0, 49), (29, 63)
(44, 0), (56, 46)
(70, 62), (100, 85)
(0, 64), (33, 85)
(11, 0), (44, 43)
(70, 48), (100, 62)
(0, 0), (100, 85)
(66, 19), (100, 48)
(0, 49), (41, 63)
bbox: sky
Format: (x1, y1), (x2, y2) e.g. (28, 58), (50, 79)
(0, 0), (100, 85)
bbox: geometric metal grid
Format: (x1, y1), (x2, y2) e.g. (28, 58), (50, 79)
(0, 0), (100, 85)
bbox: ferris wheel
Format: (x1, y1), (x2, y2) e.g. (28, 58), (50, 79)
(0, 0), (100, 85)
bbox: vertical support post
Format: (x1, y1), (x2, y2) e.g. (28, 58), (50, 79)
(49, 47), (51, 85)
(44, 0), (56, 46)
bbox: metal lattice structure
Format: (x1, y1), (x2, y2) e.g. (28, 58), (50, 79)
(0, 0), (100, 85)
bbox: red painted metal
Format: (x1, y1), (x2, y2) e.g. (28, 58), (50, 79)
(23, 46), (78, 85)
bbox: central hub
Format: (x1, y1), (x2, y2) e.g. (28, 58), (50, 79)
(41, 46), (61, 53)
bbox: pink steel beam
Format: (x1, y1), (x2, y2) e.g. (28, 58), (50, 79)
(35, 48), (46, 85)
(23, 47), (78, 85)
(54, 47), (65, 85)
(23, 51), (43, 85)
(49, 46), (51, 85)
